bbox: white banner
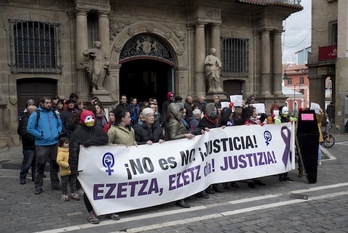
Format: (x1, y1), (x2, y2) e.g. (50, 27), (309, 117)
(78, 123), (295, 215)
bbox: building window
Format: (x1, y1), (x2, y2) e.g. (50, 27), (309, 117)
(287, 78), (292, 85)
(9, 19), (62, 73)
(222, 38), (249, 76)
(300, 77), (304, 84)
(329, 21), (338, 45)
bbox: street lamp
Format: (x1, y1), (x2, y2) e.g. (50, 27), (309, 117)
(293, 83), (298, 116)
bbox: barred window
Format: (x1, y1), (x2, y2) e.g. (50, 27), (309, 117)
(222, 38), (249, 76)
(9, 20), (62, 73)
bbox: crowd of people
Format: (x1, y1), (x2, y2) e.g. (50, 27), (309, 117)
(18, 91), (321, 224)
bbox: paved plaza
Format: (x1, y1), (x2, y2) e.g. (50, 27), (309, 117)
(0, 134), (347, 233)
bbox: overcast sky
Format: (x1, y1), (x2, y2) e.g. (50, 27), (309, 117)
(282, 0), (311, 63)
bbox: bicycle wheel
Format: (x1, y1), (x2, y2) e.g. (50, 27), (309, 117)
(322, 134), (335, 148)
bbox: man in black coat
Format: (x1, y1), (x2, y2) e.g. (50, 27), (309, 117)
(19, 105), (37, 185)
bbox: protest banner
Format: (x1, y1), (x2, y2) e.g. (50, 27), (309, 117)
(78, 123), (295, 215)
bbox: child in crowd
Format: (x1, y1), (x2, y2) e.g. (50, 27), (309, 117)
(56, 137), (80, 201)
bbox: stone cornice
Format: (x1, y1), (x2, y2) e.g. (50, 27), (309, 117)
(75, 0), (110, 12)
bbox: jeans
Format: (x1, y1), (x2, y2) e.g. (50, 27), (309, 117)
(61, 174), (77, 195)
(20, 149), (36, 181)
(34, 144), (60, 190)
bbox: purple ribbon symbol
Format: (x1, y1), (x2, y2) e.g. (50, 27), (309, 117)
(281, 126), (292, 167)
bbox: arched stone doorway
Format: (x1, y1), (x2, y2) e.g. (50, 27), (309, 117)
(119, 33), (175, 105)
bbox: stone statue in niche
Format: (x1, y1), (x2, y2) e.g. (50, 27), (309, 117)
(204, 48), (223, 93)
(82, 41), (110, 93)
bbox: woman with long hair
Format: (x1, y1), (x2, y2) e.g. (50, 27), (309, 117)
(94, 102), (107, 128)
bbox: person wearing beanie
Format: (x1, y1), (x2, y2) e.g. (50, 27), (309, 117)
(161, 91), (174, 123)
(192, 103), (225, 194)
(68, 110), (114, 224)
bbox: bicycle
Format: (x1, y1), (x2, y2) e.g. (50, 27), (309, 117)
(320, 130), (335, 148)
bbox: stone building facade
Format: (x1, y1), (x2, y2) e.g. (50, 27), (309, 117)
(0, 0), (301, 146)
(309, 0), (348, 133)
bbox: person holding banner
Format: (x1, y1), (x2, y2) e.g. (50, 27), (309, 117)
(68, 110), (113, 224)
(108, 108), (137, 146)
(165, 103), (195, 208)
(192, 103), (225, 193)
(242, 107), (267, 187)
(135, 108), (165, 145)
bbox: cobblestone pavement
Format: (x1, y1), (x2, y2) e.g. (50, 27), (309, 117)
(0, 134), (347, 233)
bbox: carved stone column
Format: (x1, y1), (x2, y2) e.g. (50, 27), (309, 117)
(195, 22), (206, 98)
(75, 10), (89, 101)
(76, 10), (88, 69)
(211, 23), (221, 59)
(261, 29), (272, 97)
(98, 12), (110, 58)
(273, 30), (283, 96)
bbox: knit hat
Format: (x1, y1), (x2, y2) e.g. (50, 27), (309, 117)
(80, 110), (95, 126)
(167, 92), (174, 100)
(65, 98), (76, 104)
(229, 102), (234, 110)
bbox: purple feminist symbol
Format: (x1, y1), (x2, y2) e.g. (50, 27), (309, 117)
(264, 130), (272, 146)
(102, 152), (115, 176)
(280, 126), (291, 167)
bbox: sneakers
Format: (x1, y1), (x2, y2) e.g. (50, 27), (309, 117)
(106, 213), (121, 220)
(88, 211), (99, 224)
(283, 176), (293, 183)
(247, 182), (256, 188)
(20, 179), (26, 185)
(62, 194), (69, 201)
(253, 179), (266, 186)
(35, 188), (43, 195)
(76, 189), (84, 195)
(71, 193), (80, 201)
(176, 199), (190, 208)
(278, 175), (285, 183)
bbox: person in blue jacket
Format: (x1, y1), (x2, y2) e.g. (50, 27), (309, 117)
(27, 96), (62, 195)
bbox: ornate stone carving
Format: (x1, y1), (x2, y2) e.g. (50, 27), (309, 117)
(119, 34), (173, 64)
(164, 31), (173, 40)
(109, 19), (134, 40)
(163, 24), (186, 49)
(145, 23), (155, 33)
(128, 28), (135, 37)
(136, 36), (158, 54)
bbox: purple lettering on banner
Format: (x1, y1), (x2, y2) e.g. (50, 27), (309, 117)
(148, 178), (160, 194)
(238, 154), (247, 168)
(168, 174), (176, 190)
(117, 182), (128, 198)
(138, 180), (148, 196)
(105, 183), (116, 199)
(182, 170), (190, 185)
(93, 184), (104, 200)
(281, 126), (291, 167)
(176, 172), (183, 188)
(245, 153), (253, 167)
(128, 181), (139, 197)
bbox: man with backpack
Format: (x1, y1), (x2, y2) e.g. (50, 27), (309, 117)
(19, 105), (37, 185)
(27, 96), (62, 195)
(17, 99), (36, 139)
